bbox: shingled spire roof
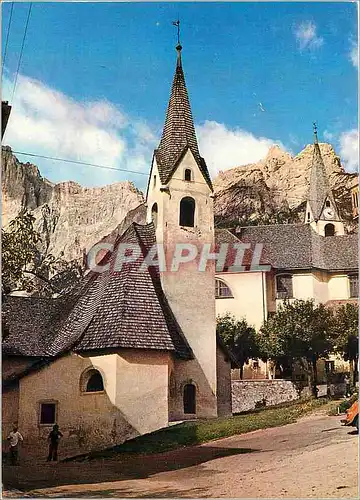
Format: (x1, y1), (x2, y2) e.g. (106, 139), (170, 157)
(154, 44), (213, 190)
(308, 125), (337, 220)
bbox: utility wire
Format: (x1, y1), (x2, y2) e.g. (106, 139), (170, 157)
(8, 150), (355, 201)
(11, 2), (32, 102)
(12, 150), (149, 177)
(2, 2), (14, 76)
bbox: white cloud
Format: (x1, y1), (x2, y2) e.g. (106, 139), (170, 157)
(350, 41), (358, 68)
(339, 129), (359, 172)
(2, 74), (286, 187)
(294, 21), (324, 51)
(196, 120), (284, 177)
(2, 74), (157, 187)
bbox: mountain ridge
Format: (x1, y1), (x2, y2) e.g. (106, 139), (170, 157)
(1, 142), (357, 264)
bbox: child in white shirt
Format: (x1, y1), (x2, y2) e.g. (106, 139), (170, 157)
(7, 426), (23, 465)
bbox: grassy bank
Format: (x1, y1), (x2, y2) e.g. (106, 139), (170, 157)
(327, 392), (358, 416)
(67, 398), (330, 462)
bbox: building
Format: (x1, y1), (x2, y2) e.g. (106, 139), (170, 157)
(2, 44), (235, 459)
(350, 177), (359, 220)
(1, 101), (11, 139)
(214, 129), (358, 380)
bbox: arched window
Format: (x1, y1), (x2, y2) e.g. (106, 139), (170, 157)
(307, 212), (310, 222)
(86, 371), (104, 392)
(325, 200), (331, 207)
(349, 274), (359, 298)
(324, 223), (335, 237)
(184, 169), (192, 182)
(151, 202), (158, 228)
(183, 383), (196, 414)
(81, 369), (104, 393)
(276, 274), (293, 299)
(215, 279), (233, 298)
(179, 197), (195, 227)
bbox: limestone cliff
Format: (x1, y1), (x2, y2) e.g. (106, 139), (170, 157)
(2, 142), (357, 266)
(1, 147), (145, 262)
(213, 143), (357, 232)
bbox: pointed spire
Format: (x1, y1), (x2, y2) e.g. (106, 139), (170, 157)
(154, 43), (212, 189)
(308, 124), (337, 220)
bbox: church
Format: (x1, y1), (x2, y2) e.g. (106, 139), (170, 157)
(2, 43), (236, 458)
(215, 128), (358, 380)
(3, 39), (358, 457)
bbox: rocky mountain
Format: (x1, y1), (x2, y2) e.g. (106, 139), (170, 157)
(1, 142), (357, 265)
(213, 143), (357, 232)
(1, 146), (145, 262)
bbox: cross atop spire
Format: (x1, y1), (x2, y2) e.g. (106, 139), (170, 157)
(154, 40), (212, 189)
(173, 19), (181, 46)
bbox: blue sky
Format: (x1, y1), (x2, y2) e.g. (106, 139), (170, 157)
(2, 1), (358, 190)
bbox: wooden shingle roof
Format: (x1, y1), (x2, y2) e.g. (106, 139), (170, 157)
(238, 224), (358, 271)
(3, 223), (192, 360)
(154, 45), (212, 190)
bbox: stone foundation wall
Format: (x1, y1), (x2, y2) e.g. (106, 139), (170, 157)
(232, 380), (300, 413)
(231, 380), (346, 413)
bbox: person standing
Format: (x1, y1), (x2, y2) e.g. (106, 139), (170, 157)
(344, 373), (351, 397)
(7, 425), (23, 465)
(47, 424), (63, 462)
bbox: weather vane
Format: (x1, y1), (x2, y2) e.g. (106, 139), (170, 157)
(172, 19), (181, 46)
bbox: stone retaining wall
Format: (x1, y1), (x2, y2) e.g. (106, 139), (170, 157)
(232, 380), (346, 413)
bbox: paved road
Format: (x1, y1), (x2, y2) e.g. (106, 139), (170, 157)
(3, 413), (359, 498)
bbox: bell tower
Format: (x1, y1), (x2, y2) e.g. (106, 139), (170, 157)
(146, 42), (217, 419)
(304, 124), (345, 236)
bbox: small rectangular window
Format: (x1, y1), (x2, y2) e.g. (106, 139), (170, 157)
(39, 402), (57, 425)
(325, 361), (335, 373)
(276, 274), (293, 299)
(349, 274), (358, 298)
(153, 175), (156, 187)
(184, 169), (192, 182)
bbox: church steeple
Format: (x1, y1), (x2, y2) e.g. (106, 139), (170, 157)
(307, 123), (335, 221)
(305, 124), (344, 236)
(145, 37), (218, 419)
(154, 44), (212, 190)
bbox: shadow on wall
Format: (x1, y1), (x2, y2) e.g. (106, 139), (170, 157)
(2, 354), (146, 462)
(3, 444), (260, 492)
(169, 357), (219, 421)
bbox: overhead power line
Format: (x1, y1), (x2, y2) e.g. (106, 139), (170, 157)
(2, 2), (14, 75)
(12, 2), (32, 102)
(12, 150), (149, 177)
(8, 150), (355, 202)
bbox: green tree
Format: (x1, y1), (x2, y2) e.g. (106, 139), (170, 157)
(333, 303), (359, 386)
(259, 300), (335, 393)
(217, 314), (259, 379)
(2, 209), (82, 297)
